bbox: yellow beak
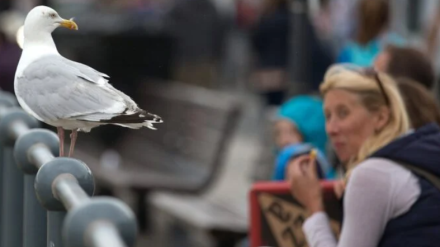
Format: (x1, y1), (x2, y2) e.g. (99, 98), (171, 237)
(59, 19), (78, 30)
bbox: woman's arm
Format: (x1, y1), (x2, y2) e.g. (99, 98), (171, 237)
(302, 158), (420, 247)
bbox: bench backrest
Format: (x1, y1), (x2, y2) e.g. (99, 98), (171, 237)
(115, 81), (242, 193)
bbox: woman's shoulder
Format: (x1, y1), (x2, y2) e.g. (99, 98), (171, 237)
(356, 157), (407, 170)
(349, 158), (421, 218)
(351, 158), (420, 197)
(352, 158), (415, 179)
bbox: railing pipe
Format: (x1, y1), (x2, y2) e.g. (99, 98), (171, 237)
(53, 174), (91, 211)
(0, 90), (138, 247)
(86, 221), (128, 247)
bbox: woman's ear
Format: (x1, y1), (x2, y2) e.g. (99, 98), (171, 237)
(374, 106), (391, 132)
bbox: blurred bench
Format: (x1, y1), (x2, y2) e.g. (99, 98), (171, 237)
(75, 81), (242, 233)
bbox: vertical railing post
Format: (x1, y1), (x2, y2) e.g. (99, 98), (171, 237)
(48, 211), (67, 247)
(0, 91), (18, 241)
(14, 129), (59, 247)
(1, 146), (24, 247)
(0, 108), (38, 247)
(23, 175), (48, 247)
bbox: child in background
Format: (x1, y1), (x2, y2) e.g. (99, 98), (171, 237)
(272, 95), (336, 180)
(336, 0), (405, 67)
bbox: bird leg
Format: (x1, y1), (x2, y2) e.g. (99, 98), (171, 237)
(57, 127), (65, 157)
(68, 129), (78, 157)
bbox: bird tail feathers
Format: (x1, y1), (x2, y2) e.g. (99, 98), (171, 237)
(98, 109), (163, 130)
(113, 118), (162, 130)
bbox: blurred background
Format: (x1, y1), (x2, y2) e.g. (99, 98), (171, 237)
(2, 0), (440, 246)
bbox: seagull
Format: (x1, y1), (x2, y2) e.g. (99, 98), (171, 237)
(14, 6), (163, 157)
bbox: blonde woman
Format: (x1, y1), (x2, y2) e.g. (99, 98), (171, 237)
(287, 64), (440, 247)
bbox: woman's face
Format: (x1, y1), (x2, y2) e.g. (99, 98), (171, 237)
(324, 89), (384, 163)
(274, 120), (303, 149)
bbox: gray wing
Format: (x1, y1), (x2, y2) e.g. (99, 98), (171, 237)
(63, 59), (110, 83)
(16, 55), (137, 122)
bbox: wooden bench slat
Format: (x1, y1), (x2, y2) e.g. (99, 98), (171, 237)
(117, 128), (222, 167)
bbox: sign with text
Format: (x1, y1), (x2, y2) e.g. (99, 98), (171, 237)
(250, 181), (342, 247)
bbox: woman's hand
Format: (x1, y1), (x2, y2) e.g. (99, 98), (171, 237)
(287, 155), (324, 214)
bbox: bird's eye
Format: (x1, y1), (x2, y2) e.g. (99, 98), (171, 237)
(49, 13), (57, 18)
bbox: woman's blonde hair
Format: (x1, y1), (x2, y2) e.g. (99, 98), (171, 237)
(320, 65), (410, 172)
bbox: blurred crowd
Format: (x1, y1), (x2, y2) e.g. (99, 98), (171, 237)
(246, 0), (440, 246)
(248, 0), (440, 181)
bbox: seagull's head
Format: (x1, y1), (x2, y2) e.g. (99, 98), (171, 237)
(24, 6), (78, 36)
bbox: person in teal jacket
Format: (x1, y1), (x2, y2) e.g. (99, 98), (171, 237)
(336, 0), (405, 67)
(272, 95), (336, 180)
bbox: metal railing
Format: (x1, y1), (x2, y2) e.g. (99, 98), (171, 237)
(0, 91), (138, 247)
